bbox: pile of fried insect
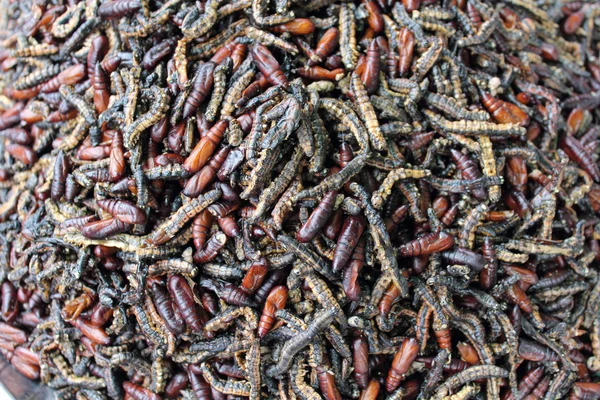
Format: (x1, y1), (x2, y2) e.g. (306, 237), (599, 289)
(0, 0), (598, 399)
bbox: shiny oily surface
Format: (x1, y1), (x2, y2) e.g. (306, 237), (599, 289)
(0, 0), (599, 400)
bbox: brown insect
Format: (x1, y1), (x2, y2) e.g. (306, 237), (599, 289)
(258, 285), (288, 337)
(168, 274), (205, 333)
(97, 199), (146, 225)
(386, 337), (419, 392)
(183, 120), (229, 174)
(250, 43), (289, 89)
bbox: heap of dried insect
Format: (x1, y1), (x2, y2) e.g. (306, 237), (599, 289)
(0, 0), (599, 399)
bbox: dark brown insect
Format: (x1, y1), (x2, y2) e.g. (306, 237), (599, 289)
(398, 231), (454, 257)
(39, 64), (86, 93)
(123, 381), (161, 400)
(168, 274), (206, 333)
(1, 282), (18, 323)
(81, 218), (132, 239)
(250, 43), (289, 89)
(560, 135), (600, 182)
(297, 190), (338, 243)
(353, 336), (370, 389)
(97, 199), (146, 225)
(332, 215), (365, 272)
(93, 64), (110, 114)
(51, 149), (69, 201)
(151, 281), (186, 335)
(97, 0), (142, 19)
(183, 62), (216, 119)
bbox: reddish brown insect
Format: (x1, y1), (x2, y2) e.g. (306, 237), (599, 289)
(183, 146), (231, 197)
(40, 64), (85, 93)
(540, 42), (558, 62)
(457, 342), (479, 365)
(504, 285), (533, 314)
(343, 237), (365, 301)
(62, 290), (95, 321)
(297, 190), (338, 243)
(1, 282), (17, 323)
(151, 281), (186, 335)
(192, 210), (213, 250)
(81, 218), (132, 239)
(506, 156), (528, 192)
(250, 43), (289, 89)
(51, 149), (69, 201)
(332, 215), (366, 273)
(386, 337), (419, 392)
(402, 0), (420, 12)
(188, 369), (212, 400)
(258, 285), (288, 337)
(434, 327), (452, 351)
(0, 103), (24, 130)
(143, 39), (177, 71)
(504, 189), (531, 219)
(193, 232), (227, 263)
(398, 231), (454, 257)
(70, 317), (111, 345)
(316, 355), (342, 400)
(353, 336), (370, 389)
(93, 64), (110, 114)
(501, 366), (543, 400)
(296, 66), (345, 81)
(109, 131), (125, 182)
(200, 279), (257, 307)
(6, 144), (37, 165)
(450, 149), (487, 200)
(183, 120), (228, 174)
(183, 62), (216, 119)
(361, 40), (380, 94)
(270, 18), (315, 35)
(229, 43), (248, 72)
(123, 381), (161, 400)
(560, 135), (600, 182)
(571, 382), (600, 399)
(0, 128), (31, 145)
(90, 303), (114, 327)
(240, 257), (269, 294)
(309, 28), (340, 67)
(398, 28), (415, 77)
(8, 352), (39, 380)
(0, 323), (27, 344)
(432, 196), (449, 219)
(364, 0), (384, 33)
(98, 0), (142, 18)
(360, 379), (380, 400)
(237, 73), (270, 108)
(165, 372), (189, 399)
(563, 11), (584, 34)
(567, 108), (586, 135)
(324, 208), (344, 240)
(518, 339), (559, 362)
(466, 1), (482, 28)
(216, 216), (239, 238)
(479, 237), (498, 290)
(77, 145), (110, 161)
(97, 199), (146, 225)
(378, 283), (401, 316)
(504, 265), (538, 291)
(168, 274), (204, 333)
(481, 92), (530, 127)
